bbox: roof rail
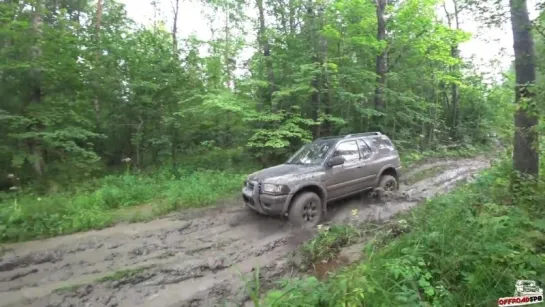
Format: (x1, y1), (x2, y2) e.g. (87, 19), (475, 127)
(316, 135), (344, 140)
(344, 132), (382, 138)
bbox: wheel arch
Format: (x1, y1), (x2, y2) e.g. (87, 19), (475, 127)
(284, 184), (328, 215)
(378, 165), (399, 181)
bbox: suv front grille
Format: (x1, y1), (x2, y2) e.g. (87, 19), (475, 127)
(247, 181), (261, 194)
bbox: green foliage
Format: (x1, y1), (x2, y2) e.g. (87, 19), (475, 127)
(236, 265), (263, 307)
(246, 107), (315, 162)
(263, 276), (326, 306)
(0, 0), (513, 184)
(259, 160), (545, 306)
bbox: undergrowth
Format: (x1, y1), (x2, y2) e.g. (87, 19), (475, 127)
(256, 158), (545, 306)
(0, 169), (245, 242)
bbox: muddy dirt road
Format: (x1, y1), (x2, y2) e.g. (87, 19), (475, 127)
(0, 157), (490, 307)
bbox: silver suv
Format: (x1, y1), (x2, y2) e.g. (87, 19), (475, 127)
(242, 132), (402, 227)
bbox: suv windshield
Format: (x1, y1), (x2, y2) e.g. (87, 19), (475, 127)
(286, 140), (334, 165)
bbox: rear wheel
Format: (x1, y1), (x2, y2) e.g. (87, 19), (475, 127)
(288, 192), (323, 228)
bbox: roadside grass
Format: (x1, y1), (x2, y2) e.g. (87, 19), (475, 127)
(0, 169), (246, 242)
(256, 158), (545, 306)
(97, 267), (150, 283)
(296, 220), (412, 273)
(299, 225), (362, 267)
(54, 283), (87, 294)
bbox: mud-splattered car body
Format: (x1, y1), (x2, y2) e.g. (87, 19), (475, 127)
(242, 132), (402, 227)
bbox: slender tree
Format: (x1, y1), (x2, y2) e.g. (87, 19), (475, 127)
(28, 0), (45, 176)
(442, 0), (462, 139)
(94, 0), (103, 128)
(509, 0), (539, 179)
(374, 0), (388, 112)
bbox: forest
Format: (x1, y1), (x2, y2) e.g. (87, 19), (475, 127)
(0, 0), (545, 305)
(0, 0), (516, 184)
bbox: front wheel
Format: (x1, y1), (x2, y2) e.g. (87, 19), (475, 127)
(375, 175), (398, 202)
(288, 192), (323, 228)
(378, 175), (398, 191)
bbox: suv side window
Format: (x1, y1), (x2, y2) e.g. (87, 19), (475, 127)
(333, 141), (360, 163)
(357, 140), (373, 160)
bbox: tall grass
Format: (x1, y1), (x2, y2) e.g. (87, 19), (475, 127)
(0, 169), (245, 242)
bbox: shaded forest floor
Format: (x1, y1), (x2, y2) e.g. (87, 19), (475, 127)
(0, 155), (493, 307)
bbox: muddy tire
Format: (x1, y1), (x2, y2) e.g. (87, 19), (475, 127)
(378, 175), (398, 192)
(288, 192), (323, 228)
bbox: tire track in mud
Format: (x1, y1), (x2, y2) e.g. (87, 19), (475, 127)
(0, 157), (490, 307)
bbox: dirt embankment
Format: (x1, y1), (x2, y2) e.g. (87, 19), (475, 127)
(0, 157), (490, 307)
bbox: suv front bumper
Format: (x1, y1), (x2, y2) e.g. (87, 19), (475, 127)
(242, 182), (289, 216)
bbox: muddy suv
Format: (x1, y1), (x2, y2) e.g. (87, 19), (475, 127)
(242, 132), (402, 227)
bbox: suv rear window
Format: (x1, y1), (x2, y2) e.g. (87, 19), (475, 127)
(333, 141), (360, 162)
(377, 137), (394, 154)
(381, 137), (393, 147)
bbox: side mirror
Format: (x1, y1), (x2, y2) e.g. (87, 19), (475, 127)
(327, 156), (345, 167)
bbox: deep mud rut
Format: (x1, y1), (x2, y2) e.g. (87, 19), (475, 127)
(0, 157), (490, 307)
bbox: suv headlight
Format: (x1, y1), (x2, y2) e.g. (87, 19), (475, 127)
(262, 183), (289, 195)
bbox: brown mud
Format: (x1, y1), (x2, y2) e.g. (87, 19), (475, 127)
(0, 157), (490, 307)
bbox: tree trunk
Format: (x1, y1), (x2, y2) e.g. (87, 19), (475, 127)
(319, 6), (331, 136)
(443, 0), (461, 140)
(29, 0), (45, 176)
(135, 116), (144, 168)
(289, 0), (295, 35)
(172, 0), (180, 53)
(308, 2), (321, 138)
(450, 45), (460, 138)
(374, 0), (388, 112)
(256, 0), (276, 110)
(224, 7), (232, 146)
(171, 0), (181, 167)
(509, 0), (539, 178)
(452, 0), (461, 138)
(224, 8), (232, 89)
(94, 0), (102, 129)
